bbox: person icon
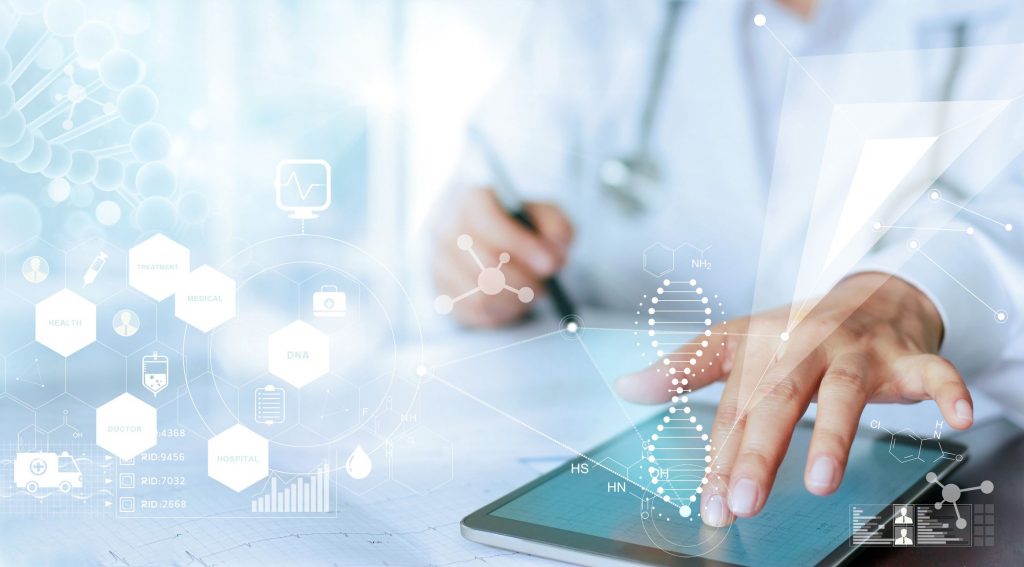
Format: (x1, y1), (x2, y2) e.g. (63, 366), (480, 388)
(113, 309), (140, 337)
(895, 506), (913, 524)
(21, 256), (49, 284)
(895, 528), (913, 546)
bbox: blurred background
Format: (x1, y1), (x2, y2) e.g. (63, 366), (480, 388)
(0, 0), (535, 302)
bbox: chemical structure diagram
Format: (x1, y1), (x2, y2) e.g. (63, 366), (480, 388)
(925, 472), (994, 529)
(642, 242), (713, 278)
(433, 234), (534, 314)
(870, 419), (963, 463)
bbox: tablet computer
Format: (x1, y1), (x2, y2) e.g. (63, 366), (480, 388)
(462, 403), (966, 566)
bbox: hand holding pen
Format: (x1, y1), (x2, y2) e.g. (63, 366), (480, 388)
(431, 187), (576, 328)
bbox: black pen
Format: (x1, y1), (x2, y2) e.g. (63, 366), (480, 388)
(468, 127), (580, 327)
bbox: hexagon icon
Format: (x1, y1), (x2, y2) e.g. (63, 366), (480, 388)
(208, 424), (268, 492)
(35, 289), (97, 357)
(268, 320), (330, 388)
(643, 243), (675, 277)
(96, 393), (158, 460)
(174, 265), (236, 332)
(128, 233), (190, 300)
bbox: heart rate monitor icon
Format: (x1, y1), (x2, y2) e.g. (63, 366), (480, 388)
(275, 159), (332, 220)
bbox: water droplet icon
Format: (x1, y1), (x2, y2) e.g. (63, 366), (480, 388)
(345, 444), (372, 480)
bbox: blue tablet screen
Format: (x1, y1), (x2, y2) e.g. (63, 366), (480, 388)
(491, 405), (955, 566)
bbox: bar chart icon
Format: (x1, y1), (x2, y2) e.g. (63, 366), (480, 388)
(251, 462), (332, 514)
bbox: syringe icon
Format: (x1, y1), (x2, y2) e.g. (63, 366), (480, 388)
(83, 251), (108, 286)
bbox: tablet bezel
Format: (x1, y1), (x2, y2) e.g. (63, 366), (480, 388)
(462, 416), (967, 566)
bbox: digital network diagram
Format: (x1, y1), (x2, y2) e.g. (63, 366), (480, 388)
(0, 5), (1020, 565)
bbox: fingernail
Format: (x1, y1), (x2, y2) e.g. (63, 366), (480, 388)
(728, 478), (759, 516)
(528, 251), (555, 275)
(703, 494), (728, 526)
(955, 399), (972, 422)
(721, 351), (734, 374)
(808, 456), (836, 489)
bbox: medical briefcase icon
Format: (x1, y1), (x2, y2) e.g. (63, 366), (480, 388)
(313, 285), (346, 318)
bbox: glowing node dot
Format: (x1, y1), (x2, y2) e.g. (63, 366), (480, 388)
(909, 239), (920, 250)
(929, 190), (941, 200)
(657, 287), (664, 294)
(780, 331), (790, 341)
(696, 287), (703, 294)
(1005, 224), (1013, 232)
(689, 279), (697, 286)
(652, 297), (659, 304)
(995, 310), (1007, 323)
(753, 13), (766, 26)
(415, 365), (427, 377)
(566, 321), (579, 334)
(649, 318), (656, 326)
(701, 297), (709, 304)
(872, 221), (882, 231)
(965, 226), (975, 235)
(680, 505), (691, 518)
(648, 307), (656, 315)
(704, 455), (712, 462)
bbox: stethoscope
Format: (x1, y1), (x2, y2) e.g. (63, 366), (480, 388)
(599, 0), (687, 216)
(599, 0), (971, 215)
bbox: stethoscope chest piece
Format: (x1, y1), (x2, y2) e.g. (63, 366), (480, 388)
(599, 155), (662, 216)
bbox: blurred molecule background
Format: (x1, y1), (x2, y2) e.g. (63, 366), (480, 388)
(0, 0), (186, 250)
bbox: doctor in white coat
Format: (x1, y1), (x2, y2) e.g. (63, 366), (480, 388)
(431, 0), (1024, 527)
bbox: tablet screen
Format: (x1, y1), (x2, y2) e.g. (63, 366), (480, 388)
(488, 405), (958, 566)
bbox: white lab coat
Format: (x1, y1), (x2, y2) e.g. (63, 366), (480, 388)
(450, 0), (1024, 417)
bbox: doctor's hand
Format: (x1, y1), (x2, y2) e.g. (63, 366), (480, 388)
(432, 187), (573, 327)
(615, 272), (973, 527)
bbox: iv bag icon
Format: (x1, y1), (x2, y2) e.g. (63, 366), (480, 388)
(142, 352), (169, 395)
(345, 445), (372, 480)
